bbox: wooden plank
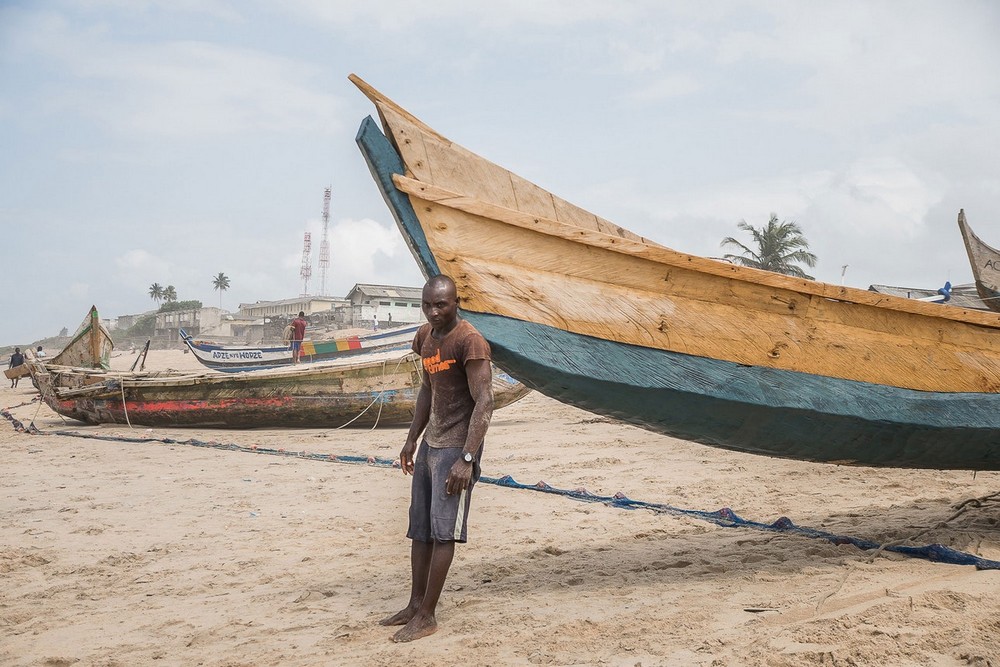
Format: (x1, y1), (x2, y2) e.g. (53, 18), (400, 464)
(4, 365), (28, 380)
(377, 104), (434, 183)
(369, 91), (652, 244)
(394, 174), (1000, 330)
(387, 182), (1000, 392)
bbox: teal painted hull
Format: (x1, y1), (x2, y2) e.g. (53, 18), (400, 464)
(468, 312), (1000, 470)
(357, 116), (1000, 470)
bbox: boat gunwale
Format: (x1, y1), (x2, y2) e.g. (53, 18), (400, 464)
(390, 167), (1000, 334)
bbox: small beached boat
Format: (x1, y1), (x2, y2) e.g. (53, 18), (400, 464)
(28, 347), (530, 428)
(958, 209), (1000, 313)
(352, 74), (1000, 470)
(6, 305), (113, 381)
(179, 324), (418, 372)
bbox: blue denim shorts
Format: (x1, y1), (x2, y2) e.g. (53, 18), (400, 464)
(407, 443), (481, 543)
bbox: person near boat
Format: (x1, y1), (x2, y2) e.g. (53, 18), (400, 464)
(289, 312), (307, 363)
(8, 347), (25, 388)
(380, 274), (494, 642)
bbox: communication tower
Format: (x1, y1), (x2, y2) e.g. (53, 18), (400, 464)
(319, 186), (331, 295)
(300, 231), (312, 296)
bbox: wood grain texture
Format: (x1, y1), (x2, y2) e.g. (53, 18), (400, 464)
(387, 179), (1000, 392)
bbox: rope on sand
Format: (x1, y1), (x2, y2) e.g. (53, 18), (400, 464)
(4, 410), (999, 571)
(1, 398), (42, 433)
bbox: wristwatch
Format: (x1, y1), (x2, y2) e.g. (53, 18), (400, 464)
(462, 452), (474, 463)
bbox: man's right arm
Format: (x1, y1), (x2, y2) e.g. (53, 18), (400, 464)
(400, 372), (431, 475)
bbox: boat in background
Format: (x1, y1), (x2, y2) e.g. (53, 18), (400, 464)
(353, 73), (1000, 470)
(868, 282), (992, 311)
(6, 305), (113, 382)
(957, 209), (1000, 313)
(180, 324), (418, 372)
(28, 347), (530, 428)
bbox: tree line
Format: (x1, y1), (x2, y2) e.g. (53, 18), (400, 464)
(148, 272), (231, 310)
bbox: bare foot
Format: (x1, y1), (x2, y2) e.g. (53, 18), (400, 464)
(379, 606), (417, 626)
(392, 614), (437, 642)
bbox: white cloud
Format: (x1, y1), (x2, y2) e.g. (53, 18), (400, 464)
(74, 0), (242, 21)
(327, 217), (403, 275)
(627, 73), (704, 102)
(608, 40), (664, 74)
(115, 249), (172, 274)
(712, 3), (1000, 130)
(7, 11), (341, 138)
(829, 158), (943, 234)
(277, 0), (661, 30)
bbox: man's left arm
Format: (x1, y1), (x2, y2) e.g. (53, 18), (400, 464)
(445, 358), (494, 495)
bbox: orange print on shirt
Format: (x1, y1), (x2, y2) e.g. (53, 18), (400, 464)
(423, 349), (456, 374)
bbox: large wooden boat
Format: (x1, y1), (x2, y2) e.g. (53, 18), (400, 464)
(957, 209), (1000, 313)
(6, 305), (112, 381)
(180, 324), (418, 372)
(352, 74), (1000, 470)
(28, 348), (530, 428)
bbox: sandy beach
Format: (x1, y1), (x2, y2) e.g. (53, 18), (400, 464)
(2, 349), (999, 666)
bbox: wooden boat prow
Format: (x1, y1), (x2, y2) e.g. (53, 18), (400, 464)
(9, 306), (114, 381)
(957, 209), (1000, 313)
(349, 74), (656, 247)
(50, 305), (114, 369)
(353, 74), (1000, 470)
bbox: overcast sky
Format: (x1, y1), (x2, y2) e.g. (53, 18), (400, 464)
(2, 1), (999, 345)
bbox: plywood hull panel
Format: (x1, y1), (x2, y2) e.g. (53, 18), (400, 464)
(352, 79), (1000, 469)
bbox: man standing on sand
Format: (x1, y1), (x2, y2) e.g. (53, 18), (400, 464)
(8, 347), (25, 388)
(380, 274), (494, 643)
(290, 312), (307, 363)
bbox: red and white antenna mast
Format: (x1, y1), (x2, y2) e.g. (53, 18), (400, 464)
(299, 231), (312, 296)
(318, 186), (331, 296)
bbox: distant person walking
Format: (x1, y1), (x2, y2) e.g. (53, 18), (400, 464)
(8, 347), (25, 388)
(290, 312), (307, 363)
(373, 313), (379, 331)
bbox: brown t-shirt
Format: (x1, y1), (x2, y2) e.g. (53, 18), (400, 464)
(413, 319), (492, 448)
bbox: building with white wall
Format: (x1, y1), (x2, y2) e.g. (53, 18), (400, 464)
(345, 284), (423, 329)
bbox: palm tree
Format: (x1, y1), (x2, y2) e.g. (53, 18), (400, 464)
(212, 272), (230, 309)
(163, 285), (178, 303)
(721, 213), (818, 279)
(148, 282), (164, 305)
